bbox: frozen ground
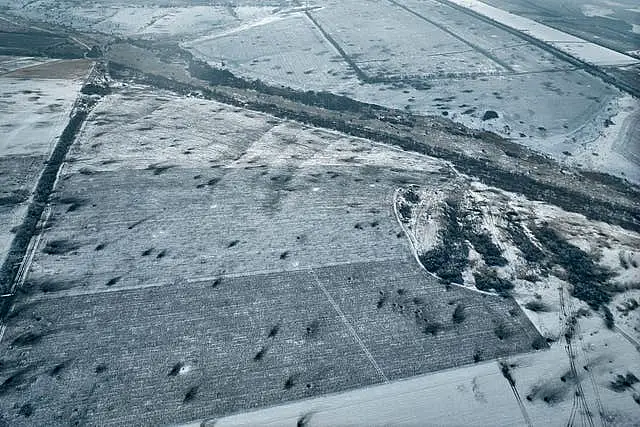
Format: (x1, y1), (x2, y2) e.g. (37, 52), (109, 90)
(0, 0), (637, 181)
(1, 83), (638, 426)
(481, 0), (640, 56)
(0, 1), (280, 39)
(0, 58), (90, 278)
(198, 320), (640, 427)
(0, 86), (543, 425)
(445, 0), (638, 66)
(0, 2), (639, 426)
(184, 0), (636, 182)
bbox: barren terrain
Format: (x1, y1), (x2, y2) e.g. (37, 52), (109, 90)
(0, 1), (639, 426)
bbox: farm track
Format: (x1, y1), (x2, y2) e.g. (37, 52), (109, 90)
(308, 267), (390, 383)
(559, 287), (598, 427)
(499, 360), (533, 427)
(431, 0), (640, 98)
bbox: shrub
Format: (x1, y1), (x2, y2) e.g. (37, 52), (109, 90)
(267, 324), (280, 338)
(284, 373), (298, 390)
(533, 226), (614, 309)
(423, 322), (443, 336)
(602, 306), (615, 329)
(494, 323), (510, 340)
(419, 201), (469, 284)
(398, 203), (411, 220)
(609, 373), (639, 392)
(473, 270), (514, 295)
(183, 386), (199, 403)
(525, 300), (549, 312)
(506, 223), (545, 263)
(168, 362), (183, 377)
(452, 304), (466, 323)
(482, 110), (499, 121)
(531, 336), (548, 350)
(468, 233), (507, 267)
(404, 188), (420, 203)
(253, 346), (268, 361)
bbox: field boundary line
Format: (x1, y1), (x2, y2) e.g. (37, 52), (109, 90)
(614, 325), (640, 352)
(301, 7), (370, 83)
(23, 258), (404, 302)
(308, 267), (389, 383)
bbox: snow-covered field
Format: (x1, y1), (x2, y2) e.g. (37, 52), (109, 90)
(311, 0), (503, 79)
(446, 0), (639, 66)
(197, 175), (640, 426)
(0, 1), (280, 39)
(0, 57), (89, 281)
(0, 77), (82, 156)
(187, 12), (357, 93)
(187, 317), (640, 427)
(0, 0), (636, 182)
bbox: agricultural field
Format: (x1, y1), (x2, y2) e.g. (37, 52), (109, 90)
(0, 1), (282, 39)
(310, 0), (504, 79)
(1, 0), (637, 180)
(0, 57), (90, 277)
(0, 86), (545, 425)
(0, 1), (639, 426)
(205, 319), (640, 426)
(187, 12), (357, 94)
(185, 0), (632, 181)
(480, 0), (640, 56)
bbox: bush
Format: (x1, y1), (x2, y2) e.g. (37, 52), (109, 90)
(602, 306), (615, 329)
(531, 336), (548, 350)
(525, 300), (549, 312)
(506, 223), (545, 263)
(419, 201), (469, 284)
(81, 83), (111, 96)
(42, 240), (79, 255)
(452, 304), (466, 323)
(398, 203), (411, 220)
(533, 226), (614, 309)
(404, 188), (420, 203)
(468, 233), (507, 267)
(609, 373), (639, 392)
(494, 322), (510, 340)
(473, 270), (514, 295)
(423, 322), (443, 336)
(482, 110), (499, 121)
(183, 386), (199, 403)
